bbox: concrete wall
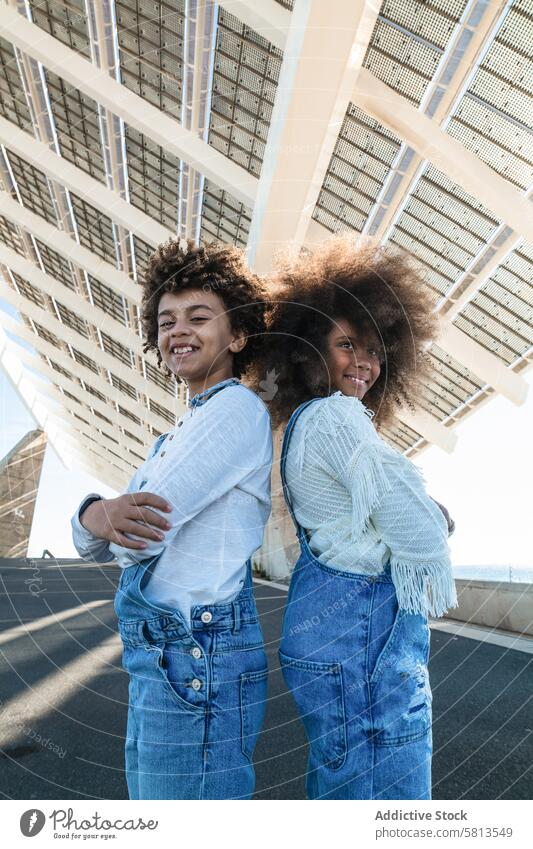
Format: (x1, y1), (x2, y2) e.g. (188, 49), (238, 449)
(446, 578), (533, 636)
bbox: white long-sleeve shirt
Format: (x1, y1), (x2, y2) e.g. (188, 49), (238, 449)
(71, 378), (273, 622)
(284, 392), (457, 618)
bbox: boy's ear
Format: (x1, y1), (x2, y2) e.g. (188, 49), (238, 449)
(229, 330), (247, 353)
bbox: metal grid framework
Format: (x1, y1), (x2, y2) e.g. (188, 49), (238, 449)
(124, 125), (181, 230)
(0, 214), (25, 255)
(200, 179), (252, 247)
(446, 0), (533, 191)
(380, 419), (424, 455)
(44, 68), (107, 182)
(453, 241), (533, 365)
(421, 344), (485, 421)
(388, 164), (501, 301)
(209, 8), (282, 176)
(3, 149), (59, 225)
(35, 239), (77, 292)
(314, 105), (404, 235)
(115, 0), (185, 119)
(0, 36), (32, 131)
(28, 0), (91, 59)
(0, 0), (531, 483)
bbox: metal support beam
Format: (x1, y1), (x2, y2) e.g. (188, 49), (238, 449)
(0, 116), (171, 247)
(247, 0), (380, 274)
(438, 322), (528, 406)
(178, 0), (218, 243)
(0, 299), (176, 435)
(10, 340), (151, 447)
(0, 192), (141, 304)
(0, 6), (257, 208)
(351, 68), (533, 245)
(0, 324), (120, 487)
(10, 345), (149, 463)
(399, 409), (457, 454)
(0, 276), (182, 416)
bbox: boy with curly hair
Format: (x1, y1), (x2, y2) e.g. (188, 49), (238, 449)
(71, 240), (272, 800)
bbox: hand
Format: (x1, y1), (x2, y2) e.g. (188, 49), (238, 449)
(430, 497), (455, 536)
(80, 493), (172, 550)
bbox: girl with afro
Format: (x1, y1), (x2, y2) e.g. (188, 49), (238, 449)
(251, 233), (457, 800)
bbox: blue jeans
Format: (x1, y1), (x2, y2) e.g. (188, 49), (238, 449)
(114, 558), (268, 799)
(279, 399), (433, 800)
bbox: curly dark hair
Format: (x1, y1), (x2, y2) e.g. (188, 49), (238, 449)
(249, 234), (438, 429)
(141, 239), (267, 382)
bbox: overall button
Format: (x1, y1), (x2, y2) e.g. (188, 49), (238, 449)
(160, 451), (166, 457)
(191, 678), (202, 691)
(191, 646), (202, 659)
(200, 611), (212, 624)
(177, 421), (183, 427)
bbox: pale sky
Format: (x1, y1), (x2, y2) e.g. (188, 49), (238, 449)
(1, 358), (531, 570)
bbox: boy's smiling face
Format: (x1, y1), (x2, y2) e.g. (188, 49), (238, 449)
(157, 288), (246, 398)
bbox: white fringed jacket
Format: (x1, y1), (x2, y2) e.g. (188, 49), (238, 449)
(284, 392), (458, 618)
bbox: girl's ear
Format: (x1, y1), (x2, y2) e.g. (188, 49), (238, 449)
(229, 330), (247, 353)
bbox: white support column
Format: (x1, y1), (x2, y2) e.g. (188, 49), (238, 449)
(247, 0), (381, 274)
(351, 68), (533, 245)
(438, 323), (529, 406)
(0, 6), (257, 208)
(399, 409), (457, 454)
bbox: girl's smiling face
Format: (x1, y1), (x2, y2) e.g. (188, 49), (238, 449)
(157, 288), (246, 397)
(325, 318), (382, 400)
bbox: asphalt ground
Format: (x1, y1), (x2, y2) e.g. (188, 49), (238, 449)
(0, 563), (531, 800)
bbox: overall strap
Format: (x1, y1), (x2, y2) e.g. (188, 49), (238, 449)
(280, 398), (322, 537)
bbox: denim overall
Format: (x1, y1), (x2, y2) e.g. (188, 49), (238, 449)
(279, 399), (433, 800)
(114, 387), (268, 799)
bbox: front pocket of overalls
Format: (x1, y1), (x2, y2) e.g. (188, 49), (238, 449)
(279, 651), (347, 770)
(240, 667), (268, 761)
(369, 611), (432, 746)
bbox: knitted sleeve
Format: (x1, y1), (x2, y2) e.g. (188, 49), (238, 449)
(298, 393), (457, 617)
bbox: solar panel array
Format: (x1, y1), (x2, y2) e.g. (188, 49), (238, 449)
(0, 0), (530, 473)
